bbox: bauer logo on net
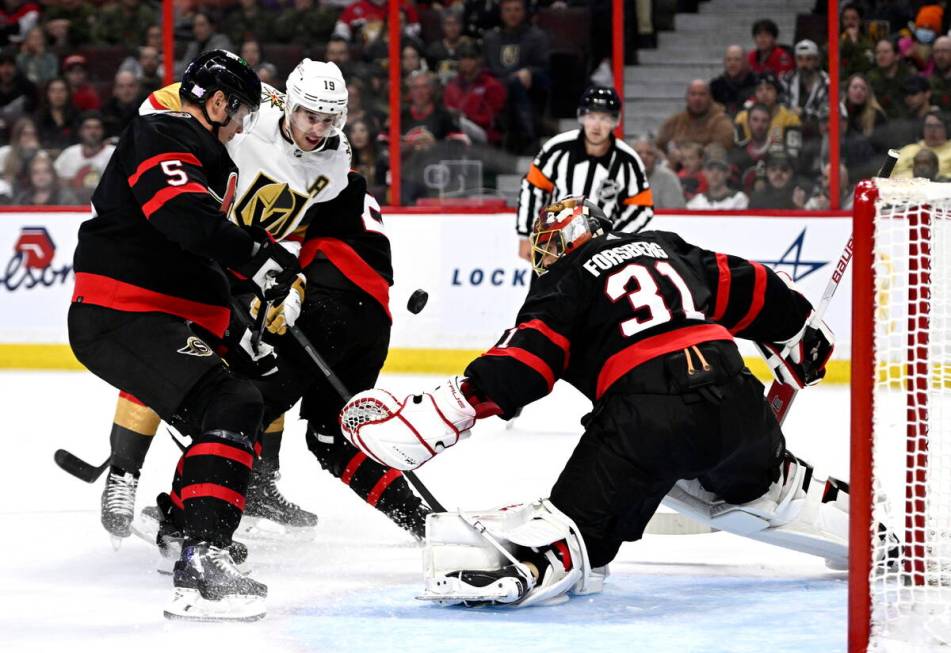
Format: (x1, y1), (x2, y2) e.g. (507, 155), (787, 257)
(2, 226), (72, 292)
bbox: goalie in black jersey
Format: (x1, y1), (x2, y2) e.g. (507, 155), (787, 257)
(69, 50), (297, 621)
(339, 196), (848, 608)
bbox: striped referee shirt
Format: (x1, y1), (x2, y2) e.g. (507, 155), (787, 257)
(516, 129), (653, 236)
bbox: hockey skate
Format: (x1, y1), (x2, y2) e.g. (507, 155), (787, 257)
(100, 466), (138, 546)
(418, 564), (534, 607)
(133, 494), (249, 575)
(239, 461), (317, 540)
(163, 542), (266, 622)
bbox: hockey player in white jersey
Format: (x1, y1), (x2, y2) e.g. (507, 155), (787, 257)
(96, 58), (430, 558)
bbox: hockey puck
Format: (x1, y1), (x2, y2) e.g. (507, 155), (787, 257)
(407, 289), (428, 314)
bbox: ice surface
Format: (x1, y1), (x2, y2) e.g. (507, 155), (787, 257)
(0, 371), (852, 653)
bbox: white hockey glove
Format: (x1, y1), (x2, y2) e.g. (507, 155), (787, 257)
(250, 273), (305, 336)
(339, 377), (477, 470)
(756, 311), (834, 389)
(236, 327), (279, 377)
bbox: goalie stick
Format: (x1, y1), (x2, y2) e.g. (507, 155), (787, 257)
(764, 148), (899, 426)
(286, 324), (447, 513)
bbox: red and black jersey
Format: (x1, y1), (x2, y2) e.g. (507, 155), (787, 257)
(299, 171), (393, 321)
(465, 230), (812, 416)
(72, 112), (254, 338)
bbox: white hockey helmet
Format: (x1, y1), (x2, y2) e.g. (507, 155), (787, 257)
(284, 59), (348, 141)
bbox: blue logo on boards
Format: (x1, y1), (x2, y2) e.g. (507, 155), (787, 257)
(760, 228), (828, 282)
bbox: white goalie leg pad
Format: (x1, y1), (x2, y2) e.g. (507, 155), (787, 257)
(661, 457), (849, 568)
(420, 499), (605, 607)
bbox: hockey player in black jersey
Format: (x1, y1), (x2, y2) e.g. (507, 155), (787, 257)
(69, 50), (297, 621)
(340, 195), (847, 607)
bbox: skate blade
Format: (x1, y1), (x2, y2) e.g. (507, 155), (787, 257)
(110, 536), (124, 551)
(163, 588), (266, 622)
(416, 577), (522, 606)
(236, 516), (317, 542)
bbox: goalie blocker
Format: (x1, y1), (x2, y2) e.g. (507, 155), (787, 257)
(340, 196), (846, 607)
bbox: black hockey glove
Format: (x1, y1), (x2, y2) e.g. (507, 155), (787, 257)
(756, 313), (834, 389)
(232, 227), (301, 302)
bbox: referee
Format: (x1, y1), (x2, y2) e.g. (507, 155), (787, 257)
(516, 86), (653, 261)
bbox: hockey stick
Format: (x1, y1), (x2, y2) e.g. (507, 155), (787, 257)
(53, 448), (110, 483)
(286, 324), (447, 513)
(765, 148), (899, 425)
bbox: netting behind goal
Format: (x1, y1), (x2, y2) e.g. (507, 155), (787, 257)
(851, 178), (951, 652)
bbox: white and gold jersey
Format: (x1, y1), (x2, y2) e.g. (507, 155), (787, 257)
(141, 83), (352, 249)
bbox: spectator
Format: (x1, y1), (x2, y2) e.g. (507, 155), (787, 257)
(119, 46), (163, 95)
(783, 40), (829, 140)
(223, 0), (276, 45)
(42, 0), (95, 50)
(0, 114), (38, 187)
(94, 0), (157, 46)
(274, 0), (337, 47)
(748, 147), (807, 209)
(0, 46), (35, 132)
(100, 70), (142, 139)
(900, 5), (941, 72)
(180, 12), (234, 71)
(143, 24), (162, 51)
(16, 25), (56, 86)
(656, 80), (735, 160)
(427, 8), (465, 86)
(0, 0), (39, 47)
(843, 73), (887, 147)
(463, 1), (501, 38)
(240, 41), (272, 75)
(483, 0), (550, 153)
(710, 45), (758, 117)
(886, 76), (939, 150)
(929, 35), (951, 110)
(840, 2), (874, 79)
(53, 110), (113, 203)
(868, 38), (915, 119)
(911, 148), (947, 181)
(676, 141), (707, 202)
(401, 41), (428, 79)
(731, 102), (774, 188)
(734, 73), (801, 160)
(35, 77), (77, 151)
(325, 34), (355, 77)
(687, 146), (748, 209)
(62, 55), (101, 111)
(346, 77), (382, 133)
(334, 0), (420, 46)
(804, 162), (853, 210)
(347, 117), (387, 202)
(13, 149), (78, 205)
(747, 19), (793, 77)
(631, 134), (686, 209)
(893, 110), (951, 179)
(400, 70), (466, 201)
(443, 39), (507, 145)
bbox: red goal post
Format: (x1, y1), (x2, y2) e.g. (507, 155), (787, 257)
(850, 178), (951, 652)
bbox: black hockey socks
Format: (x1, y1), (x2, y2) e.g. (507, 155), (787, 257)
(109, 391), (160, 474)
(173, 430), (255, 547)
(306, 423), (430, 537)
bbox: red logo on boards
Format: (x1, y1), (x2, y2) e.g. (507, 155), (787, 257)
(14, 227), (55, 269)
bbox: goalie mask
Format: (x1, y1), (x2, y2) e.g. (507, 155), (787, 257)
(530, 196), (610, 275)
(284, 59), (348, 152)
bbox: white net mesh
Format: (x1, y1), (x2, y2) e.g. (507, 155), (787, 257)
(870, 178), (951, 650)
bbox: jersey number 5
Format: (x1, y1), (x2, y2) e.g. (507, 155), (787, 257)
(605, 261), (704, 337)
(160, 160), (188, 186)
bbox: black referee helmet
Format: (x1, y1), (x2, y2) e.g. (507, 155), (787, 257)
(578, 86), (622, 120)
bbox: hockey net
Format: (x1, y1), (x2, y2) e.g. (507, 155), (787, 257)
(852, 178), (951, 652)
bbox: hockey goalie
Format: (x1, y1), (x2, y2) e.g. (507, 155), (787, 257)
(338, 196), (862, 608)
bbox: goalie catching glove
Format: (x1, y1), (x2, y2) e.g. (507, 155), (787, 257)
(756, 311), (834, 389)
(338, 377), (501, 470)
(250, 273), (305, 335)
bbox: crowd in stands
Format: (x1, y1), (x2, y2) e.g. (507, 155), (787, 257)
(644, 1), (951, 211)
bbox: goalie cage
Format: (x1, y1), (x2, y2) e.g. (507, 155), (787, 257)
(852, 178), (951, 652)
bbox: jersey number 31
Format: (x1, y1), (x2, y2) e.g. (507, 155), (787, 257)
(606, 262), (703, 337)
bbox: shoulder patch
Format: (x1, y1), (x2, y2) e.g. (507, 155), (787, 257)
(264, 87), (285, 110)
